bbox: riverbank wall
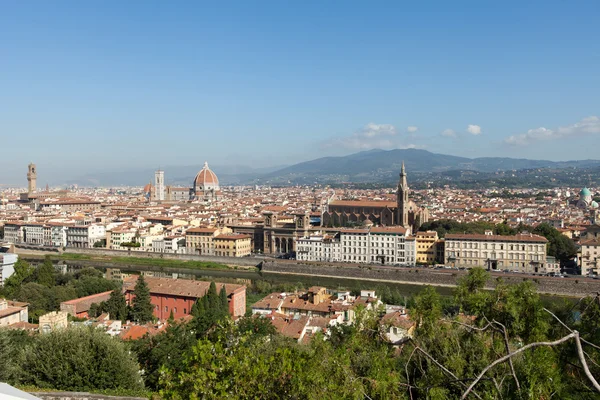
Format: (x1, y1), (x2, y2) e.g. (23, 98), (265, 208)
(262, 260), (600, 297)
(15, 246), (262, 268)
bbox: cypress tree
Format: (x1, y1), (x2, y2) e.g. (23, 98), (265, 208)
(207, 282), (218, 311)
(131, 275), (154, 323)
(105, 289), (128, 322)
(219, 285), (229, 316)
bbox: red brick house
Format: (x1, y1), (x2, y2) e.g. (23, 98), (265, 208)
(122, 276), (246, 320)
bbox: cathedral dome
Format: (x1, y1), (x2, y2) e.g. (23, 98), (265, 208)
(581, 187), (592, 197)
(193, 162), (219, 190)
(143, 183), (153, 194)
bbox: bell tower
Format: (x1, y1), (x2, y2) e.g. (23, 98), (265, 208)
(27, 163), (37, 195)
(397, 161), (408, 227)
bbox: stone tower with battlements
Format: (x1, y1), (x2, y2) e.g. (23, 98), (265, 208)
(27, 163), (37, 195)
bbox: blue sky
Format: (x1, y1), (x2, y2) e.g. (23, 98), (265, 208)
(1, 1), (599, 184)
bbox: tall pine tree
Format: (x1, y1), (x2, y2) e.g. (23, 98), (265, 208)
(131, 275), (154, 323)
(219, 285), (229, 317)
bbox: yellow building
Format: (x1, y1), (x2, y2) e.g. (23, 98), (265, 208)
(185, 227), (231, 255)
(415, 231), (438, 264)
(213, 234), (252, 257)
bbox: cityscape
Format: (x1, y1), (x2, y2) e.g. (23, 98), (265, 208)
(2, 2), (600, 399)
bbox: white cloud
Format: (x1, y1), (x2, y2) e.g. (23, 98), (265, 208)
(441, 129), (456, 137)
(467, 124), (482, 135)
(322, 122), (422, 150)
(407, 126), (418, 133)
(504, 116), (600, 146)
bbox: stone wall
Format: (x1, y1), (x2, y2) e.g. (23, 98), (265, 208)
(262, 260), (600, 297)
(15, 246), (262, 267)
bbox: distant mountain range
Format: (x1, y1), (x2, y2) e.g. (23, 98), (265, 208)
(254, 149), (600, 185)
(61, 149), (600, 187)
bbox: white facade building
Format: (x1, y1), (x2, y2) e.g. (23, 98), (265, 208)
(0, 252), (17, 286)
(444, 231), (548, 273)
(296, 233), (342, 262)
(298, 227), (408, 266)
(369, 227), (407, 265)
(2, 223), (23, 244)
(405, 237), (416, 266)
(24, 224), (44, 245)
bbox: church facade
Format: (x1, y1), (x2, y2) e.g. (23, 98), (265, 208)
(321, 163), (429, 233)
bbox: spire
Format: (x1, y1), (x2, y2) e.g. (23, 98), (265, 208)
(401, 161), (405, 175)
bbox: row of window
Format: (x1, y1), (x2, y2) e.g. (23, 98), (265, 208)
(447, 241), (544, 252)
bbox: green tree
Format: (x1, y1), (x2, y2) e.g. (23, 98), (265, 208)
(0, 329), (33, 383)
(15, 282), (57, 322)
(20, 327), (143, 391)
(104, 288), (128, 322)
(1, 259), (34, 298)
(131, 321), (197, 391)
(533, 222), (578, 262)
(219, 285), (228, 316)
(34, 256), (56, 288)
(454, 267), (490, 315)
(130, 276), (154, 324)
(70, 275), (118, 298)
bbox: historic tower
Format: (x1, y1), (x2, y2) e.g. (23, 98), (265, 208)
(154, 169), (165, 201)
(27, 163), (37, 195)
(397, 161), (409, 227)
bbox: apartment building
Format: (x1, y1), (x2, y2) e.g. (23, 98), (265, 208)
(369, 226), (407, 265)
(415, 231), (438, 264)
(185, 227), (232, 255)
(106, 227), (136, 249)
(2, 223), (23, 244)
(0, 249), (17, 286)
(23, 223), (45, 245)
(405, 236), (416, 266)
(340, 229), (370, 263)
(296, 233), (342, 262)
(444, 231), (548, 273)
(580, 239), (600, 275)
(297, 227), (408, 266)
(67, 224), (106, 248)
(213, 234), (252, 257)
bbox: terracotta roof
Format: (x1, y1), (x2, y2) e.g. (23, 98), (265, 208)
(371, 226), (407, 234)
(194, 162), (219, 186)
(60, 291), (113, 314)
(215, 234), (251, 240)
(381, 311), (415, 330)
(581, 239), (600, 246)
(123, 276), (244, 299)
(186, 227), (218, 233)
(252, 293), (285, 310)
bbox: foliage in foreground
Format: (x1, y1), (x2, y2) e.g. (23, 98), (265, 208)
(0, 327), (143, 392)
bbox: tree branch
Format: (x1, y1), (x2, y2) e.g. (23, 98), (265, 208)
(491, 319), (520, 392)
(574, 332), (600, 393)
(460, 333), (577, 400)
(543, 307), (600, 351)
(416, 347), (482, 400)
